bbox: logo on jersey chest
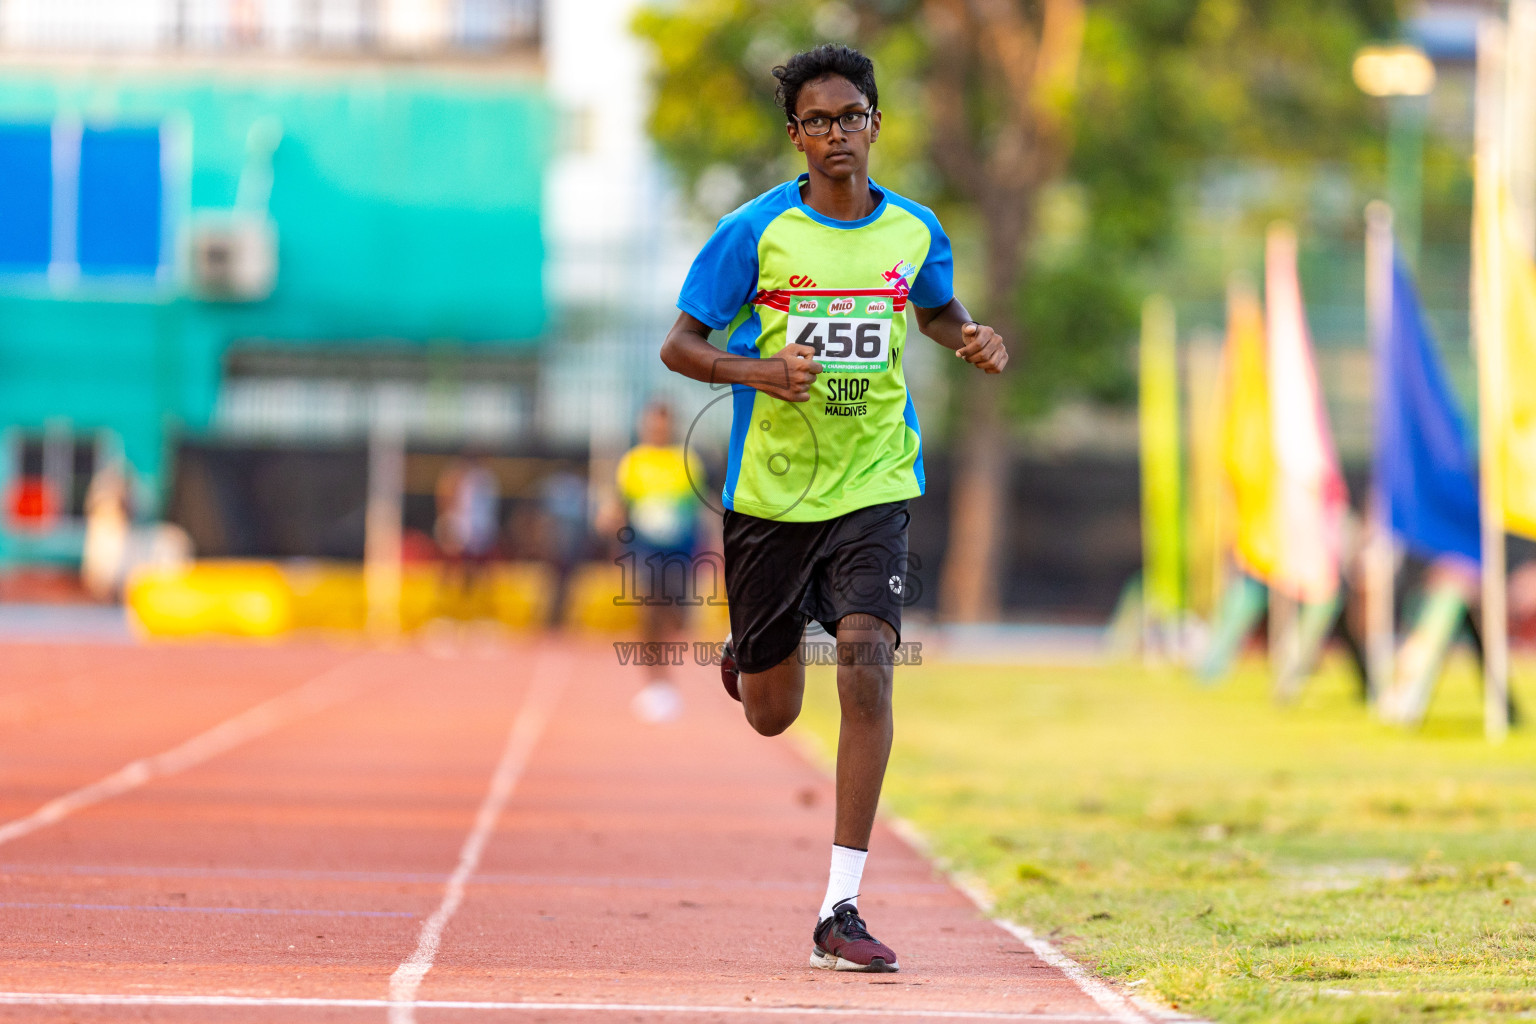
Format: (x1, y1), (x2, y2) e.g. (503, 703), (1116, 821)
(823, 376), (870, 417)
(827, 378), (870, 403)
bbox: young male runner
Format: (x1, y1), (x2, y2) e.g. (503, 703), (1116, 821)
(660, 44), (1008, 973)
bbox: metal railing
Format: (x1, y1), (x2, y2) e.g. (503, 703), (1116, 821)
(0, 0), (540, 57)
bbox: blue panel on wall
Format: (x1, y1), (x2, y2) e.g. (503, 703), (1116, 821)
(78, 127), (162, 275)
(0, 125), (52, 272)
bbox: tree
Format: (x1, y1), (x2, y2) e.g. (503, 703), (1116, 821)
(917, 0), (1086, 621)
(634, 0), (1399, 620)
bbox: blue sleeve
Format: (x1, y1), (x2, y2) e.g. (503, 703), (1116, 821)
(678, 212), (761, 331)
(909, 215), (954, 309)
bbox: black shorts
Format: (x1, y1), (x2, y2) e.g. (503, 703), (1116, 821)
(722, 500), (910, 674)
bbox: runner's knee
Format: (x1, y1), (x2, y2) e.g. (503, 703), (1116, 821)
(740, 665), (804, 736)
(744, 697), (800, 736)
(836, 660), (891, 724)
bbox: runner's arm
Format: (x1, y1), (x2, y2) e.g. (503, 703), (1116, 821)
(913, 299), (1009, 374)
(660, 311), (824, 402)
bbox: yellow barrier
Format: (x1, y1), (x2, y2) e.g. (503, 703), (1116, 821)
(285, 562), (368, 632)
(563, 562), (642, 633)
(127, 561), (294, 639)
(563, 560), (729, 636)
(126, 559), (725, 639)
(397, 563), (553, 632)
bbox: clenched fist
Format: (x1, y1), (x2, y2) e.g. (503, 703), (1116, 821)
(955, 322), (1008, 374)
(756, 342), (824, 402)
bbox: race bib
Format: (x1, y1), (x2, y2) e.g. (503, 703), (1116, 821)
(786, 295), (892, 373)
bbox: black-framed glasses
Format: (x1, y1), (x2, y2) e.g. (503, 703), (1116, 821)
(792, 108), (873, 136)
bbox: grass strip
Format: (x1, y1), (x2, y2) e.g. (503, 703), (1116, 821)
(793, 650), (1536, 1023)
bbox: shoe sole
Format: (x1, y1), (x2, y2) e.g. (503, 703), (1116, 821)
(809, 949), (899, 973)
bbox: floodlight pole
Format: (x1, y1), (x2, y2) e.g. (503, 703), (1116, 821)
(1364, 200), (1396, 706)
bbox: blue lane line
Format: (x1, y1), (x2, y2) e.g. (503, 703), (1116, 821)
(0, 901), (415, 918)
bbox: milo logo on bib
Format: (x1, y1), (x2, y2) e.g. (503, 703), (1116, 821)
(786, 294), (894, 373)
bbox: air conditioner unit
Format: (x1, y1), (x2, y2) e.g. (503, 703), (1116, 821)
(187, 213), (277, 301)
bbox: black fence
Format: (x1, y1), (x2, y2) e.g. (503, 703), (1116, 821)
(168, 440), (1145, 619)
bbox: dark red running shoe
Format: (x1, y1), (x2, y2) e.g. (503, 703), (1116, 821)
(721, 635), (741, 702)
(810, 898), (899, 972)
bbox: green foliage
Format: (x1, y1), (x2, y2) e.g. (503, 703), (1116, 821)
(634, 0), (1401, 416)
(794, 652), (1536, 1023)
(631, 1), (930, 216)
(1011, 248), (1141, 418)
(1072, 0), (1396, 257)
(1033, 0), (1399, 410)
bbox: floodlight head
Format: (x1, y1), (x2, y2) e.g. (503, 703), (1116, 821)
(1353, 44), (1437, 97)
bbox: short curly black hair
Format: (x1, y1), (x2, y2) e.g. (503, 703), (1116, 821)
(772, 44), (878, 123)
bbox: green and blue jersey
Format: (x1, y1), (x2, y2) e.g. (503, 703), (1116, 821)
(679, 175), (953, 522)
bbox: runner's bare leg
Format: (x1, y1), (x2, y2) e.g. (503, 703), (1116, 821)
(739, 648), (806, 736)
(832, 613), (895, 850)
(738, 615), (894, 850)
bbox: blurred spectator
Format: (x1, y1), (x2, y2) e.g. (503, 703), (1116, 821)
(604, 401), (703, 723)
(82, 462), (193, 601)
(435, 453), (501, 615)
(539, 469), (589, 628)
(1508, 558), (1536, 643)
(81, 463), (132, 601)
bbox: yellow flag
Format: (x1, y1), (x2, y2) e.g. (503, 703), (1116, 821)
(1184, 337), (1225, 617)
(1477, 179), (1536, 540)
(1140, 295), (1184, 617)
(1498, 197), (1536, 538)
(1219, 281), (1280, 582)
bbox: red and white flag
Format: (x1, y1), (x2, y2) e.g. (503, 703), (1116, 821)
(1265, 222), (1348, 603)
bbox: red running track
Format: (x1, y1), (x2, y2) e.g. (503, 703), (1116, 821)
(0, 637), (1157, 1023)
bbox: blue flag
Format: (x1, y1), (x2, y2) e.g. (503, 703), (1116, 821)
(1374, 257), (1481, 562)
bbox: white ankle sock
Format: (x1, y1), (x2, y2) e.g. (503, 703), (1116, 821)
(819, 844), (868, 921)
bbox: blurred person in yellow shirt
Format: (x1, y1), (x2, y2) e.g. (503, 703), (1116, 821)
(610, 401), (705, 722)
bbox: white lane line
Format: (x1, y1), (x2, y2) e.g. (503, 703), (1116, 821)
(0, 992), (1118, 1019)
(884, 818), (1194, 1024)
(987, 919), (1174, 1024)
(0, 900), (414, 918)
(387, 649), (569, 1024)
(0, 862), (950, 892)
(0, 656), (371, 849)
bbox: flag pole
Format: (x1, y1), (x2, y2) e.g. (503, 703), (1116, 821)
(1364, 200), (1396, 705)
(1474, 17), (1510, 741)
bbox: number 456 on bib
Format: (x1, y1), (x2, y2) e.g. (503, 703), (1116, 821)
(787, 295), (892, 373)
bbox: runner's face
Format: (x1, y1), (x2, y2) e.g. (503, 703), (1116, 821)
(787, 75), (880, 181)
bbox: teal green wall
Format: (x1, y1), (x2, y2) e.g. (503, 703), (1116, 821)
(0, 67), (550, 559)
